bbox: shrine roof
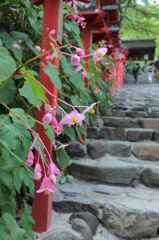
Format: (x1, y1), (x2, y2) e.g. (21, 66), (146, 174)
(122, 39), (156, 60)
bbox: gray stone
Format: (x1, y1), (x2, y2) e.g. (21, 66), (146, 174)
(92, 185), (122, 195)
(104, 141), (131, 157)
(132, 143), (159, 161)
(53, 193), (99, 219)
(87, 140), (107, 159)
(69, 156), (141, 185)
(148, 112), (159, 118)
(139, 119), (159, 130)
(113, 110), (126, 117)
(43, 229), (81, 240)
(126, 110), (147, 118)
(87, 127), (100, 139)
(153, 131), (159, 142)
(151, 107), (159, 111)
(102, 117), (137, 127)
(141, 166), (159, 187)
(100, 127), (126, 141)
(92, 116), (104, 129)
(70, 218), (93, 240)
(66, 141), (87, 158)
(127, 129), (153, 142)
(70, 212), (98, 236)
(102, 196), (159, 239)
(130, 105), (148, 111)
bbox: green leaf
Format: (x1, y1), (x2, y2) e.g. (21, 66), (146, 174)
(71, 95), (80, 106)
(59, 171), (66, 184)
(12, 48), (23, 63)
(2, 213), (26, 240)
(50, 42), (58, 58)
(11, 108), (35, 128)
(13, 168), (23, 194)
(44, 125), (54, 143)
(63, 125), (76, 142)
(44, 62), (61, 90)
(19, 81), (42, 109)
(66, 174), (73, 182)
(75, 122), (86, 143)
(0, 46), (16, 83)
(22, 201), (35, 240)
(0, 157), (13, 207)
(1, 190), (16, 216)
(0, 217), (9, 240)
(19, 168), (34, 195)
(0, 80), (16, 104)
(20, 67), (46, 101)
(56, 148), (70, 171)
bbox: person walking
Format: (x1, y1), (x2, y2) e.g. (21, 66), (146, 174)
(133, 62), (140, 84)
(146, 63), (154, 84)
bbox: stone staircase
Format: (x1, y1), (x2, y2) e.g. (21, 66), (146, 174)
(37, 79), (159, 240)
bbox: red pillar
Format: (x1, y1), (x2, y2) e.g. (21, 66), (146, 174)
(80, 24), (92, 145)
(32, 0), (61, 232)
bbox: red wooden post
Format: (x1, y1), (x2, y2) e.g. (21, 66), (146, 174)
(32, 0), (61, 232)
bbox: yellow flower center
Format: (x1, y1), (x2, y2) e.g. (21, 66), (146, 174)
(63, 146), (65, 150)
(90, 109), (95, 115)
(73, 117), (78, 123)
(97, 52), (103, 58)
(44, 190), (50, 195)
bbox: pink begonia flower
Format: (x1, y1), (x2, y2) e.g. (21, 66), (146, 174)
(61, 110), (85, 126)
(25, 149), (34, 167)
(71, 55), (80, 66)
(57, 143), (69, 150)
(18, 40), (22, 43)
(52, 115), (58, 127)
(93, 47), (107, 64)
(94, 89), (98, 95)
(56, 121), (63, 136)
(92, 73), (94, 76)
(81, 69), (86, 80)
(13, 43), (20, 49)
(63, 33), (68, 38)
(36, 176), (57, 194)
(75, 48), (85, 57)
(42, 49), (45, 53)
(75, 64), (82, 74)
(47, 27), (49, 32)
(82, 102), (99, 115)
(35, 46), (41, 52)
(50, 29), (55, 35)
(42, 113), (52, 125)
(33, 163), (42, 180)
(47, 161), (61, 183)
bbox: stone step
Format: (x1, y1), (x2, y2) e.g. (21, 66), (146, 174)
(69, 154), (159, 187)
(126, 128), (153, 142)
(100, 127), (127, 140)
(132, 142), (159, 161)
(139, 118), (159, 130)
(102, 117), (138, 128)
(52, 178), (159, 239)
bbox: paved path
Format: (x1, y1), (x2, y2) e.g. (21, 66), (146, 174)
(35, 74), (159, 240)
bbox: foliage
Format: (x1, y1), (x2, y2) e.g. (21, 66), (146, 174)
(118, 0), (159, 60)
(0, 0), (115, 238)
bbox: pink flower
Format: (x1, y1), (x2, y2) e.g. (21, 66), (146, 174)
(18, 40), (22, 43)
(63, 33), (68, 38)
(36, 176), (57, 194)
(42, 113), (52, 125)
(33, 163), (42, 180)
(94, 90), (98, 95)
(52, 115), (58, 127)
(93, 48), (107, 64)
(61, 110), (85, 126)
(75, 64), (82, 73)
(13, 43), (20, 49)
(47, 27), (49, 32)
(50, 29), (55, 35)
(76, 48), (85, 57)
(25, 149), (34, 167)
(57, 143), (69, 150)
(47, 161), (61, 183)
(35, 46), (41, 52)
(56, 121), (63, 136)
(82, 102), (99, 115)
(71, 55), (80, 66)
(81, 69), (86, 80)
